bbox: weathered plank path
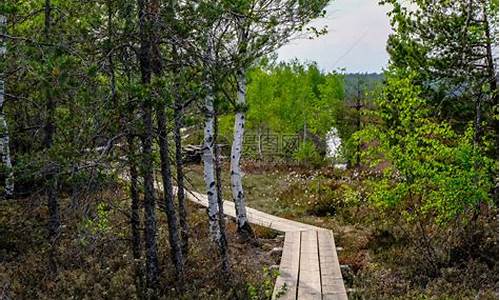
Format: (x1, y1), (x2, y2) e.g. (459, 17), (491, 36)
(180, 188), (348, 300)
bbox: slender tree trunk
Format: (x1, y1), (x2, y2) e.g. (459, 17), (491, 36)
(46, 175), (59, 274)
(128, 143), (142, 259)
(43, 0), (60, 274)
(203, 86), (222, 242)
(137, 0), (160, 290)
(147, 0), (185, 284)
(127, 134), (142, 259)
(201, 29), (223, 245)
(213, 111), (229, 275)
(118, 0), (144, 290)
(355, 91), (362, 167)
(474, 98), (482, 146)
(482, 3), (497, 96)
(46, 177), (59, 236)
(140, 101), (160, 290)
(482, 3), (498, 153)
(257, 123), (263, 160)
(123, 27), (144, 294)
(156, 105), (184, 281)
(173, 94), (189, 256)
(0, 15), (13, 198)
(164, 0), (189, 257)
(230, 68), (252, 237)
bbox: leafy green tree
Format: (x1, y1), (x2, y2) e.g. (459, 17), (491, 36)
(355, 71), (497, 271)
(221, 61), (345, 161)
(382, 0), (499, 155)
(223, 0), (329, 236)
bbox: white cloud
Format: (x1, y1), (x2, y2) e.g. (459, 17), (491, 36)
(277, 0), (392, 73)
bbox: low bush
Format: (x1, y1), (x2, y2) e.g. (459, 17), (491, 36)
(293, 141), (324, 168)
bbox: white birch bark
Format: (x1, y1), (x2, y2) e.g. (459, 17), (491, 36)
(0, 15), (14, 197)
(230, 69), (250, 233)
(203, 88), (221, 242)
(202, 33), (222, 241)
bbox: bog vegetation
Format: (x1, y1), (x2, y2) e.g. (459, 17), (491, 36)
(0, 0), (498, 299)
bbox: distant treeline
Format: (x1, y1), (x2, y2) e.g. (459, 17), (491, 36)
(219, 62), (382, 163)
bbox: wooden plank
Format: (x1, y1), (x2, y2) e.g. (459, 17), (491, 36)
(297, 231), (321, 299)
(184, 189), (325, 232)
(318, 230), (348, 300)
(156, 185), (348, 299)
(273, 231), (301, 300)
(322, 292), (349, 300)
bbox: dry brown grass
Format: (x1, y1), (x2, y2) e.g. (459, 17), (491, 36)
(0, 184), (281, 299)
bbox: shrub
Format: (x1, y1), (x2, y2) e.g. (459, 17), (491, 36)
(293, 141), (323, 167)
(353, 72), (498, 276)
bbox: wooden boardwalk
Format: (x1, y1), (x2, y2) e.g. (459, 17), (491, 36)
(181, 188), (348, 300)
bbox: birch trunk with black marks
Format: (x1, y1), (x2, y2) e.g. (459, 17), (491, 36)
(201, 31), (223, 244)
(230, 68), (252, 236)
(202, 87), (221, 243)
(137, 0), (159, 289)
(156, 105), (184, 281)
(213, 111), (229, 274)
(0, 15), (13, 198)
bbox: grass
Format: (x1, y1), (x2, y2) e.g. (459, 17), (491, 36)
(4, 160), (495, 299)
(185, 160), (499, 300)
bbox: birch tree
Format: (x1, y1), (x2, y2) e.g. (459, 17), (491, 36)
(226, 0), (329, 235)
(382, 0), (499, 153)
(214, 103), (230, 274)
(0, 14), (14, 198)
(202, 50), (222, 243)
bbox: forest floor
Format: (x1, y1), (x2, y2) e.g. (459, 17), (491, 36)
(0, 183), (282, 299)
(185, 161), (499, 300)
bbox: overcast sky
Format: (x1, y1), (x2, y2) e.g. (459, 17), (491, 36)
(276, 0), (392, 74)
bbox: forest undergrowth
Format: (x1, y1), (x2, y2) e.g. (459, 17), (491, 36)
(0, 184), (281, 299)
(187, 160), (499, 300)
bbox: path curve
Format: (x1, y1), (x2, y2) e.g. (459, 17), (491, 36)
(179, 187), (348, 300)
(180, 188), (325, 233)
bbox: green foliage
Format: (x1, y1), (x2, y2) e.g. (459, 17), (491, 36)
(381, 0), (499, 156)
(219, 61), (346, 161)
(355, 72), (497, 225)
(80, 202), (111, 242)
(246, 267), (279, 300)
(293, 141), (323, 167)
